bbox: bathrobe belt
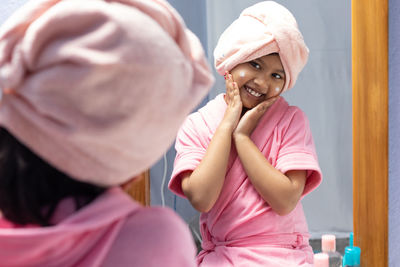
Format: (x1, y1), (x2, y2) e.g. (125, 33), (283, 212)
(202, 232), (309, 251)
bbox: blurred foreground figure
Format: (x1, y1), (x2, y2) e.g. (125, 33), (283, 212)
(0, 0), (214, 266)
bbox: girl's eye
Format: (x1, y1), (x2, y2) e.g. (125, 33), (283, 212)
(272, 73), (282, 79)
(249, 61), (261, 69)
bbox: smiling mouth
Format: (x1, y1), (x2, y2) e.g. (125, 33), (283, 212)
(244, 85), (264, 98)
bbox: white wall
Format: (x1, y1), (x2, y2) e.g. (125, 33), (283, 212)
(0, 0), (28, 24)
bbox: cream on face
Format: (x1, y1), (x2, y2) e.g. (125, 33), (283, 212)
(239, 71), (281, 97)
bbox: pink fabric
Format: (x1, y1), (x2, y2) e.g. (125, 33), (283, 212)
(213, 1), (308, 92)
(0, 0), (214, 186)
(169, 94), (322, 267)
(0, 188), (197, 267)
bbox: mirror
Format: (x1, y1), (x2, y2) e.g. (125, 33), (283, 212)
(158, 1), (389, 266)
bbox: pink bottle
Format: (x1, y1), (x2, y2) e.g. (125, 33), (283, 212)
(314, 253), (329, 267)
(322, 234), (343, 267)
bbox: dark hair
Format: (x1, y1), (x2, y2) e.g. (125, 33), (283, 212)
(0, 127), (106, 226)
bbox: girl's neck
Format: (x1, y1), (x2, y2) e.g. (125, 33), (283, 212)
(241, 107), (250, 117)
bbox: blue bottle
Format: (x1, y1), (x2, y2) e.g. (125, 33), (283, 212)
(342, 233), (361, 267)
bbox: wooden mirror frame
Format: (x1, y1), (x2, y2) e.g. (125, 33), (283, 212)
(353, 0), (388, 266)
(124, 171), (150, 206)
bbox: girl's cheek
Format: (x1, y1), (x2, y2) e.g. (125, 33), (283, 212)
(239, 71), (246, 78)
(267, 86), (282, 98)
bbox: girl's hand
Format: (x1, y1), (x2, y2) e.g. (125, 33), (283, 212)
(222, 72), (242, 132)
(233, 97), (279, 138)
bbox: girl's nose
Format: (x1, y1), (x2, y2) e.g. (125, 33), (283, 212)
(254, 75), (270, 93)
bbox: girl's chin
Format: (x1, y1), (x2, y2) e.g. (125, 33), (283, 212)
(243, 104), (256, 110)
(241, 100), (259, 110)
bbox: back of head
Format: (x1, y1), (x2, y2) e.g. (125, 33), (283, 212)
(0, 0), (214, 186)
(213, 1), (308, 92)
(0, 0), (214, 225)
(0, 127), (106, 226)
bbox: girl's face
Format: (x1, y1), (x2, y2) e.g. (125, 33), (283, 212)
(230, 53), (285, 109)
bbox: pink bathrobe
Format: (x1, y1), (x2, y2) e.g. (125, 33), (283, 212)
(0, 188), (197, 267)
(169, 94), (322, 267)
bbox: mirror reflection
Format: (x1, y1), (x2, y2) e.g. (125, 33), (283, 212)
(153, 0), (352, 264)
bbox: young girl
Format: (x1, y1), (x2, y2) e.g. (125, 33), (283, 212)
(0, 0), (213, 266)
(169, 1), (322, 266)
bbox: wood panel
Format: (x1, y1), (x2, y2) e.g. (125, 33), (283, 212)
(123, 170), (150, 206)
(352, 0), (388, 266)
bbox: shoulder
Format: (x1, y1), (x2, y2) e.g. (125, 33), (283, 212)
(176, 96), (223, 144)
(120, 206), (194, 247)
(285, 105), (308, 121)
(175, 112), (206, 148)
(102, 206), (197, 267)
(178, 111), (203, 134)
(278, 104), (310, 132)
(125, 206), (190, 233)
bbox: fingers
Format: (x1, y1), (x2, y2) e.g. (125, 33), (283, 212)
(222, 71), (242, 128)
(259, 96), (280, 110)
(224, 71), (233, 94)
(224, 71), (233, 102)
(224, 71), (240, 104)
(246, 96), (279, 121)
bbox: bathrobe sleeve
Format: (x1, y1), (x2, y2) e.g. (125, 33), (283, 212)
(168, 113), (209, 198)
(275, 107), (322, 197)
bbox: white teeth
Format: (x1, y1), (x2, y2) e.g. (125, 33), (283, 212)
(245, 86), (262, 97)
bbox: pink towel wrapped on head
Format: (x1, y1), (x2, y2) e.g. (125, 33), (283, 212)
(0, 0), (214, 186)
(214, 1), (309, 92)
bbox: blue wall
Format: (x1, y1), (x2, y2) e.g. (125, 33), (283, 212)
(389, 0), (399, 265)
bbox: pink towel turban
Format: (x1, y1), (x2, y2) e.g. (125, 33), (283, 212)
(0, 0), (214, 186)
(214, 1), (309, 92)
